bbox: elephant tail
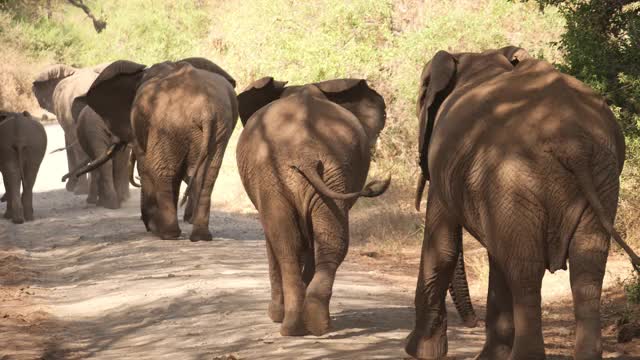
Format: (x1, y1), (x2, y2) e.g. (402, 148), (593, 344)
(128, 151), (140, 187)
(572, 166), (640, 272)
(415, 172), (428, 211)
(448, 250), (478, 328)
(180, 119), (213, 208)
(291, 160), (391, 200)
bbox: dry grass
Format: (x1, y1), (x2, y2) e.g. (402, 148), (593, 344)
(0, 12), (49, 114)
(0, 48), (40, 113)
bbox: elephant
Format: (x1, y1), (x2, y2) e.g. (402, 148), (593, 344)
(32, 63), (106, 194)
(71, 58), (238, 241)
(0, 111), (47, 223)
(235, 77), (392, 336)
(406, 46), (640, 360)
(63, 104), (131, 209)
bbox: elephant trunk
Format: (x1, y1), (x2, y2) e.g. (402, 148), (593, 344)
(415, 172), (428, 211)
(448, 251), (478, 328)
(62, 142), (125, 181)
(129, 151), (140, 187)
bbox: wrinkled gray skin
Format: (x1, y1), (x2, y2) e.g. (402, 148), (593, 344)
(236, 77), (391, 336)
(0, 111), (47, 223)
(72, 105), (131, 209)
(32, 64), (107, 195)
(77, 58), (238, 241)
(407, 46), (640, 360)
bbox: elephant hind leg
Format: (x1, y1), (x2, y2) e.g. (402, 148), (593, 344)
(569, 207), (609, 360)
(503, 255), (546, 359)
(406, 189), (460, 360)
(259, 199), (307, 336)
(20, 149), (39, 222)
(87, 172), (99, 204)
(189, 144), (228, 241)
(475, 256), (514, 360)
(303, 203), (348, 336)
(266, 240), (284, 323)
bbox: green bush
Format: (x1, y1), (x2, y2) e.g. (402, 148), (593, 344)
(625, 273), (640, 304)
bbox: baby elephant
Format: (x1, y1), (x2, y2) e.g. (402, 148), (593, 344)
(0, 111), (47, 223)
(236, 77), (390, 336)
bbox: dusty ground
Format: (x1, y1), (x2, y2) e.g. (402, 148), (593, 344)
(0, 124), (639, 359)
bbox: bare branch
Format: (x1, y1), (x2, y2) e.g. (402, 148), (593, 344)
(66, 0), (106, 33)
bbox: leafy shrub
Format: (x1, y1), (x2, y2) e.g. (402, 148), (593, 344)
(625, 273), (640, 304)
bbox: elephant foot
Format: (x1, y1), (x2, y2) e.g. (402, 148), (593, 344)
(156, 226), (181, 240)
(190, 227), (212, 242)
(12, 216), (25, 224)
(280, 312), (308, 336)
(303, 296), (331, 336)
(268, 301), (285, 323)
(3, 211), (10, 219)
(462, 314), (479, 328)
(24, 212), (34, 222)
(87, 195), (98, 205)
(159, 233), (181, 240)
(405, 328), (449, 360)
(74, 181), (90, 195)
(473, 344), (511, 360)
(97, 198), (120, 210)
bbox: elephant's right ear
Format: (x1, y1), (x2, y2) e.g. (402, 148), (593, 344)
(237, 77), (287, 126)
(32, 64), (77, 113)
(85, 60), (146, 141)
(417, 50), (456, 180)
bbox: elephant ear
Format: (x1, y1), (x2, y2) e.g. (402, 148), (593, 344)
(32, 64), (77, 113)
(499, 46), (531, 66)
(90, 62), (111, 73)
(85, 60), (146, 142)
(315, 79), (387, 139)
(417, 50), (456, 180)
(237, 76), (288, 126)
(178, 57), (236, 88)
(71, 95), (88, 124)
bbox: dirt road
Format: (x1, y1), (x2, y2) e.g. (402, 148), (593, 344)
(0, 125), (638, 359)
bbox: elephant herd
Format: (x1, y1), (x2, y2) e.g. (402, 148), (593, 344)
(1, 45), (640, 360)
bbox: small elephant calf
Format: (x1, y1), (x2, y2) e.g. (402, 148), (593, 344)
(0, 111), (47, 223)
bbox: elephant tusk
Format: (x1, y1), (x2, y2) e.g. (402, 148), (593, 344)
(128, 151), (141, 187)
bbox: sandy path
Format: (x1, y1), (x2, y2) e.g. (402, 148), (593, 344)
(0, 124), (638, 359)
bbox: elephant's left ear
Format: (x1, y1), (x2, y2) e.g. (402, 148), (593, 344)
(178, 57), (236, 89)
(499, 46), (531, 66)
(315, 79), (387, 137)
(237, 77), (288, 126)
